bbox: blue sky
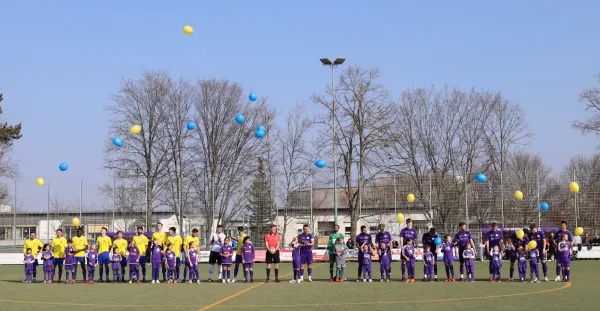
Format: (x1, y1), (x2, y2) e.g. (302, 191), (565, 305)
(1, 1), (599, 211)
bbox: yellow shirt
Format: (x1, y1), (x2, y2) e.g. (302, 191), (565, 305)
(133, 235), (149, 255)
(112, 238), (128, 256)
(167, 235), (183, 257)
(236, 233), (247, 255)
(96, 236), (112, 254)
(51, 237), (67, 258)
(152, 232), (168, 248)
(72, 236), (88, 257)
(23, 239), (43, 257)
(183, 235), (200, 254)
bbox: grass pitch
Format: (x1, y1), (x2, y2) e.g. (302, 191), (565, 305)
(0, 261), (597, 311)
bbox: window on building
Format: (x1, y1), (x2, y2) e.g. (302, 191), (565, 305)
(318, 222), (335, 236)
(369, 226), (379, 233)
(345, 227), (352, 237)
(62, 226), (78, 238)
(20, 226), (36, 239)
(0, 227), (12, 240)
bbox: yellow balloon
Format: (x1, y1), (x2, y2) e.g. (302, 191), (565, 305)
(130, 124), (142, 135)
(407, 193), (415, 203)
(396, 213), (405, 224)
(570, 182), (579, 193)
(528, 240), (537, 250)
(72, 217), (80, 227)
(514, 190), (523, 200)
(516, 229), (524, 240)
(575, 227), (584, 237)
(183, 25), (194, 35)
(35, 178), (44, 186)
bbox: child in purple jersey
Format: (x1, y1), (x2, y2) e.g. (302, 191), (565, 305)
(220, 237), (234, 283)
(111, 248), (122, 282)
(87, 245), (98, 284)
(491, 245), (502, 282)
(41, 244), (54, 283)
(241, 236), (255, 283)
(378, 242), (391, 282)
(528, 248), (540, 283)
(23, 248), (35, 283)
(517, 245), (528, 282)
(164, 244), (177, 283)
(150, 239), (162, 284)
(423, 246), (435, 282)
(298, 226), (315, 282)
(558, 234), (572, 282)
(528, 224), (548, 282)
(128, 242), (141, 284)
(188, 242), (200, 284)
(63, 240), (76, 284)
(462, 244), (475, 282)
(402, 239), (416, 282)
(361, 244), (373, 282)
(289, 237), (301, 283)
(554, 221), (573, 282)
(442, 235), (456, 282)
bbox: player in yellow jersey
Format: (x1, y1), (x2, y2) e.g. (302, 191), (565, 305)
(113, 231), (128, 282)
(51, 229), (67, 283)
(72, 227), (89, 283)
(167, 227), (183, 282)
(96, 227), (112, 282)
(133, 226), (149, 282)
(232, 226), (247, 282)
(183, 228), (200, 282)
(152, 222), (168, 281)
(23, 232), (43, 282)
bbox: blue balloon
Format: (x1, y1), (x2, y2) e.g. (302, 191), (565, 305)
(235, 114), (245, 124)
(187, 121), (196, 130)
(314, 159), (326, 168)
(476, 173), (487, 183)
(434, 237), (442, 246)
(112, 136), (123, 147)
(255, 130), (265, 138)
(59, 162), (68, 171)
(249, 92), (257, 102)
(256, 125), (265, 132)
(540, 202), (549, 211)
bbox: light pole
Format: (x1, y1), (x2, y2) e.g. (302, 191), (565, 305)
(320, 57), (345, 225)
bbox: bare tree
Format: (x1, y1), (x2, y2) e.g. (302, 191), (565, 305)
(573, 74), (600, 140)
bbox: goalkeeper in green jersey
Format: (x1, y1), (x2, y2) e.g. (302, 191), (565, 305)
(327, 224), (345, 281)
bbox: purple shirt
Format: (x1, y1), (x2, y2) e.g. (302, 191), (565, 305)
(528, 249), (540, 263)
(151, 245), (162, 264)
(527, 230), (545, 251)
(241, 244), (254, 263)
(423, 252), (435, 266)
(403, 245), (415, 260)
(23, 254), (35, 264)
(291, 242), (301, 262)
(486, 229), (503, 250)
(400, 227), (417, 246)
(165, 250), (176, 267)
(87, 251), (98, 267)
(378, 248), (391, 264)
(188, 249), (199, 265)
(511, 232), (529, 249)
(375, 232), (392, 249)
(518, 251), (528, 263)
(298, 233), (314, 254)
(558, 241), (571, 260)
(554, 230), (573, 245)
(128, 245), (140, 264)
(42, 251), (53, 268)
(355, 233), (372, 251)
(491, 251), (501, 265)
(111, 254), (122, 270)
(362, 251), (372, 265)
(462, 249), (475, 265)
(64, 246), (75, 265)
(220, 245), (234, 264)
(441, 242), (454, 260)
(422, 232), (439, 250)
(454, 230), (472, 249)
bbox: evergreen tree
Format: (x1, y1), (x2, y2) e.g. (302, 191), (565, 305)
(248, 157), (274, 247)
(0, 93), (22, 145)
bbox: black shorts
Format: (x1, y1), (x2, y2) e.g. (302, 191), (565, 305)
(209, 251), (222, 265)
(266, 250), (280, 264)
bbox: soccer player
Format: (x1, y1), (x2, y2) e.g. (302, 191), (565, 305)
(375, 224), (392, 281)
(327, 224), (345, 281)
(558, 233), (572, 282)
(23, 232), (43, 283)
(152, 222), (168, 282)
(517, 245), (527, 282)
(442, 235), (456, 282)
(41, 244), (54, 283)
(188, 241), (200, 283)
(528, 244), (540, 282)
(289, 236), (301, 283)
(402, 239), (415, 282)
(509, 230), (529, 281)
(72, 227), (89, 283)
(362, 244), (373, 282)
(423, 246), (435, 282)
(463, 244), (475, 282)
(486, 222), (504, 281)
(554, 221), (573, 281)
(183, 228), (200, 282)
(378, 242), (391, 282)
(133, 226), (149, 282)
(454, 222), (476, 281)
(232, 226), (246, 282)
(208, 224), (226, 282)
(298, 224), (315, 282)
(151, 239), (163, 283)
(400, 219), (417, 281)
(128, 241), (141, 283)
(490, 245), (502, 282)
(96, 227), (112, 282)
(220, 237), (234, 283)
(527, 224), (548, 281)
(51, 229), (67, 283)
(355, 225), (374, 282)
(165, 243), (177, 283)
(335, 238), (347, 282)
(64, 239), (76, 284)
(167, 227), (183, 282)
(264, 224), (281, 283)
(23, 248), (35, 283)
(111, 247), (122, 282)
(421, 228), (439, 281)
(241, 236), (255, 283)
(87, 244), (98, 284)
(112, 231), (128, 282)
